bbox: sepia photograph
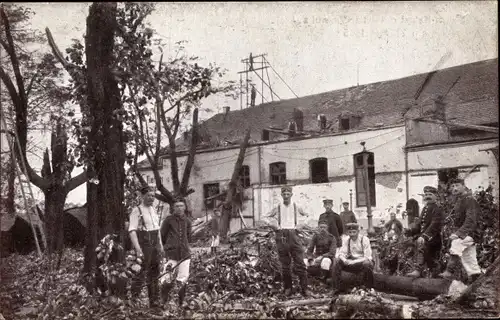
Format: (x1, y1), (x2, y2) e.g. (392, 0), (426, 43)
(0, 2), (498, 319)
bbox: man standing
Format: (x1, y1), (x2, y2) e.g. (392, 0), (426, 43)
(406, 186), (444, 278)
(384, 212), (403, 241)
(438, 178), (482, 283)
(340, 201), (357, 235)
(332, 223), (374, 293)
(305, 220), (337, 281)
(260, 186), (310, 297)
(319, 199), (344, 247)
(129, 185), (163, 308)
(210, 208), (221, 255)
(159, 196), (193, 308)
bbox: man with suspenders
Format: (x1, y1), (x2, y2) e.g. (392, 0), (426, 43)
(260, 186), (310, 297)
(128, 185), (165, 308)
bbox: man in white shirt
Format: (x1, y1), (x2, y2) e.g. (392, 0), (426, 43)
(331, 222), (374, 294)
(260, 185), (310, 297)
(129, 185), (164, 308)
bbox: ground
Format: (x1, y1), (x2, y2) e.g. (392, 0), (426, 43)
(0, 246), (498, 320)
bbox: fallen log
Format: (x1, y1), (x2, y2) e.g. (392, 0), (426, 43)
(333, 293), (413, 319)
(327, 271), (466, 300)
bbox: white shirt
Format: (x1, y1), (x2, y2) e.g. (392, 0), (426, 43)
(129, 205), (162, 232)
(338, 235), (373, 261)
(262, 201), (308, 229)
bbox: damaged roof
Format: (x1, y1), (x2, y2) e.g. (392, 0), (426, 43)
(137, 58), (498, 167)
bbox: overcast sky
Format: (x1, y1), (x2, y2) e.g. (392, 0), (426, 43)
(19, 1), (499, 204)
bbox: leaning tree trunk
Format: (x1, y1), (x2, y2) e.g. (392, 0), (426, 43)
(83, 2), (126, 287)
(220, 128), (251, 240)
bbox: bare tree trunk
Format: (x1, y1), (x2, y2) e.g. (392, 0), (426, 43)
(220, 128), (251, 240)
(6, 152), (16, 215)
(83, 2), (125, 289)
(179, 108), (199, 196)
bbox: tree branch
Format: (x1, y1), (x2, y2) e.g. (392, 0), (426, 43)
(45, 27), (74, 72)
(179, 108), (198, 196)
(64, 170), (87, 193)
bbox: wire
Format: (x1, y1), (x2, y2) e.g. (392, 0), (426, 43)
(264, 56), (299, 98)
(267, 128), (402, 151)
(262, 134), (404, 161)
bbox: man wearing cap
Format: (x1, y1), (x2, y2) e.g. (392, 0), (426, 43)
(319, 199), (344, 248)
(332, 222), (374, 293)
(384, 212), (403, 241)
(340, 201), (357, 232)
(438, 178), (482, 283)
(305, 219), (337, 281)
(406, 186), (444, 278)
(129, 185), (164, 308)
(159, 196), (193, 307)
(259, 185), (310, 297)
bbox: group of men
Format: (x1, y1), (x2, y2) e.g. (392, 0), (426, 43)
(128, 176), (483, 307)
(259, 178), (484, 297)
(260, 185), (372, 296)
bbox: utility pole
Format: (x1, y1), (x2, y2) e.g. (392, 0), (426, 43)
(237, 53), (272, 109)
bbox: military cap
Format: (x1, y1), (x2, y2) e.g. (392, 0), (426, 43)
(172, 195), (186, 204)
(449, 178), (465, 185)
(138, 185), (153, 195)
(281, 186), (293, 193)
(345, 222), (359, 230)
(423, 186), (438, 194)
(342, 201), (349, 205)
(323, 199), (333, 204)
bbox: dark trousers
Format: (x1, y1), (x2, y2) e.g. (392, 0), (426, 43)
(131, 230), (160, 306)
(275, 229), (308, 290)
(415, 239), (441, 274)
(331, 258), (374, 289)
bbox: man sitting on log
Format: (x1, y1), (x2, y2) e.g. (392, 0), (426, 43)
(438, 178), (482, 284)
(305, 219), (337, 281)
(406, 186), (444, 278)
(331, 222), (374, 294)
(259, 185), (310, 297)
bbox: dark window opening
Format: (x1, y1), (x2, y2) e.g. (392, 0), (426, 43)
(262, 129), (270, 141)
(340, 118), (350, 131)
(270, 162), (287, 185)
(203, 183), (220, 209)
(310, 157), (329, 183)
(354, 152), (376, 207)
(239, 165), (251, 188)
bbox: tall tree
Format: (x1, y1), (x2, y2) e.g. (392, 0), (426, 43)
(0, 5), (86, 254)
(82, 2), (125, 283)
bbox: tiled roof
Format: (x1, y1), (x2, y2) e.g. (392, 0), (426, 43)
(169, 58), (498, 152)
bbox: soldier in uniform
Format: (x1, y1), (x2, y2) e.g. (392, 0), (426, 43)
(319, 199), (344, 248)
(260, 186), (310, 297)
(340, 201), (357, 231)
(305, 219), (337, 281)
(129, 185), (163, 308)
(406, 186), (444, 278)
(438, 178), (482, 283)
(159, 196), (193, 307)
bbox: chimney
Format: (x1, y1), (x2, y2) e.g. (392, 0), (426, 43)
(262, 129), (270, 141)
(223, 106), (230, 114)
(293, 108), (304, 132)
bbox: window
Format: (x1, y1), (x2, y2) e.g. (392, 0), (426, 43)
(270, 162), (287, 185)
(310, 157), (329, 183)
(203, 183), (220, 209)
(262, 129), (270, 141)
(354, 152), (376, 207)
(239, 165), (251, 188)
(340, 117), (350, 131)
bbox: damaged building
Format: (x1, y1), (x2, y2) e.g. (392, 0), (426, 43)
(138, 58), (498, 232)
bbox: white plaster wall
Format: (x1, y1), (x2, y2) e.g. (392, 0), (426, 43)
(141, 126), (406, 220)
(254, 172), (407, 228)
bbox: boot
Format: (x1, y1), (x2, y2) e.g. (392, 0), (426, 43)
(178, 282), (187, 308)
(438, 255), (459, 279)
(282, 272), (293, 296)
(299, 275), (309, 297)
